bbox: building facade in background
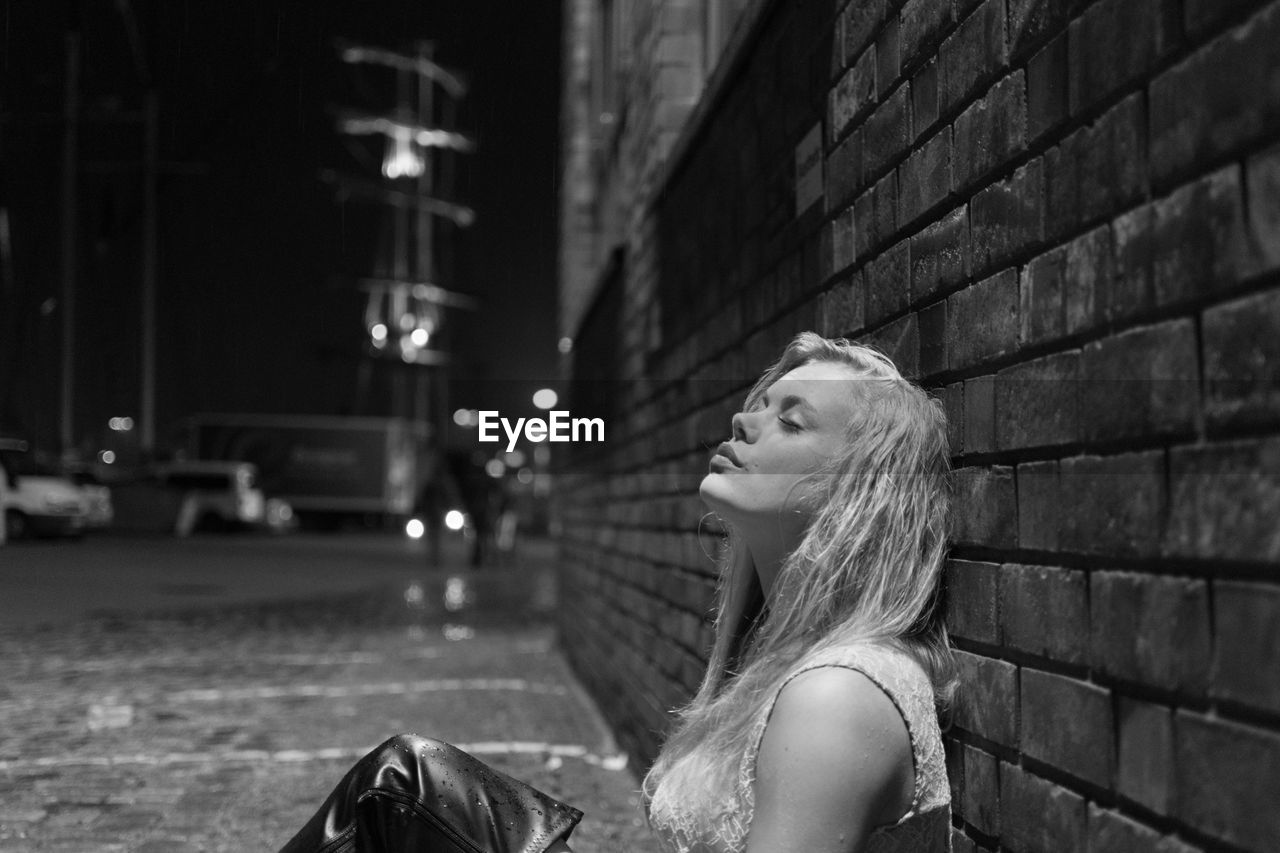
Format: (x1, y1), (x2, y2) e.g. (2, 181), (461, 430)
(557, 0), (1280, 850)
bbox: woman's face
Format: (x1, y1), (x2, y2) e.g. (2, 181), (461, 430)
(700, 360), (861, 524)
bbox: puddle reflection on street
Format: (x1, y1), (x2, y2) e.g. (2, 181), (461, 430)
(443, 575), (473, 612)
(403, 581), (426, 608)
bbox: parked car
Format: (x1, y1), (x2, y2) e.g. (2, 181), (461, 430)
(0, 439), (87, 539)
(153, 460), (267, 536)
(64, 467), (115, 530)
(154, 460), (265, 536)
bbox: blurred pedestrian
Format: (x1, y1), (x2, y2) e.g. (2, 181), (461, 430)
(279, 331), (956, 853)
(448, 451), (497, 568)
(414, 448), (459, 567)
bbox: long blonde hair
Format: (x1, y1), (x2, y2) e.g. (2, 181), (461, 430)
(642, 331), (956, 825)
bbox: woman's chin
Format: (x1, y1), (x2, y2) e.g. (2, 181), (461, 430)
(698, 476), (738, 518)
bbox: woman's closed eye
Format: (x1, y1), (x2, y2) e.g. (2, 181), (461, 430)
(778, 417), (802, 432)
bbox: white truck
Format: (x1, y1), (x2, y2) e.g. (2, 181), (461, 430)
(181, 415), (427, 528)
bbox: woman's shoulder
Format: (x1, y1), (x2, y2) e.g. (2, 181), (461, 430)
(782, 640), (942, 753)
(794, 639), (931, 688)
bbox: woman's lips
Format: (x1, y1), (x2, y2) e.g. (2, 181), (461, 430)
(709, 453), (739, 471)
(709, 442), (743, 471)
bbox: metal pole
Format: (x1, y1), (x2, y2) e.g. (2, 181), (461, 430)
(140, 89), (158, 456)
(393, 64), (411, 420)
(416, 41), (435, 285)
(415, 41), (434, 431)
(59, 29), (80, 456)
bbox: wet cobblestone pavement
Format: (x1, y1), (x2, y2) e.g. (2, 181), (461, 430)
(0, 541), (658, 852)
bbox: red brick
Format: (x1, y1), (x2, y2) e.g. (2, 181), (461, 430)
(865, 312), (920, 378)
(843, 0), (890, 63)
(1060, 451), (1166, 557)
(830, 46), (878, 142)
(1007, 0), (1070, 63)
(1079, 319), (1200, 442)
(830, 6), (847, 78)
(970, 158), (1044, 276)
(1185, 0), (1266, 33)
(1117, 699), (1174, 814)
(940, 0), (1008, 115)
(953, 464), (1016, 548)
(1015, 460), (1059, 551)
(866, 242), (911, 324)
(1068, 0), (1179, 116)
(963, 374), (996, 454)
(954, 650), (1019, 746)
(947, 269), (1019, 369)
(911, 58), (941, 138)
(944, 382), (965, 453)
(1063, 225), (1112, 335)
(910, 204), (970, 301)
(900, 0), (954, 71)
(656, 32), (702, 66)
(1026, 31), (1068, 141)
(853, 188), (877, 259)
(945, 559), (1000, 644)
(1019, 246), (1066, 344)
(951, 72), (1026, 193)
(1000, 765), (1087, 853)
(825, 128), (864, 212)
(1176, 711), (1280, 850)
(945, 737), (965, 810)
(822, 211), (850, 282)
(919, 299), (947, 376)
(1087, 804), (1196, 853)
(862, 83), (911, 182)
(962, 744), (1000, 836)
(995, 350), (1079, 450)
(1021, 669), (1114, 787)
(1203, 288), (1280, 429)
(897, 128), (952, 227)
(870, 169), (899, 250)
(1043, 129), (1083, 242)
(1091, 572), (1211, 693)
(1110, 204), (1155, 322)
(1077, 93), (1148, 224)
(1165, 437), (1280, 562)
(1149, 3), (1280, 186)
(1212, 581), (1280, 714)
(1000, 563), (1088, 662)
(818, 270), (866, 337)
(875, 15), (901, 98)
(1247, 142), (1280, 274)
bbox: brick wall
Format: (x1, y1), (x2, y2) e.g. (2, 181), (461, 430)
(557, 1), (1280, 850)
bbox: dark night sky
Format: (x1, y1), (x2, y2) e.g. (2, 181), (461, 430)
(0, 1), (563, 454)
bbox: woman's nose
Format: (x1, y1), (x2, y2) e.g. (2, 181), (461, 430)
(731, 410), (751, 441)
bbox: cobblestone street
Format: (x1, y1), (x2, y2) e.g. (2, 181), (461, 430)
(0, 535), (658, 852)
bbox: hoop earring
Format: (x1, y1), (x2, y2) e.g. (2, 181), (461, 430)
(696, 511), (716, 562)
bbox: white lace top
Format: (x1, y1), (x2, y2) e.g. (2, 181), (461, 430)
(647, 642), (951, 853)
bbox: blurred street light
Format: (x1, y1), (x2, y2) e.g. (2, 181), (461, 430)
(532, 388), (557, 410)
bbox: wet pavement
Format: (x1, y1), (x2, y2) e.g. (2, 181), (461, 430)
(0, 535), (658, 852)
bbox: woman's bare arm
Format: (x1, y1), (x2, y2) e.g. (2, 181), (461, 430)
(743, 667), (914, 853)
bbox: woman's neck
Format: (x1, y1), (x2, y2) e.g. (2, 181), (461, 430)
(739, 518), (802, 601)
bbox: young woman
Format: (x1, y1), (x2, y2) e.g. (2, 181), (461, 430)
(280, 332), (956, 853)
